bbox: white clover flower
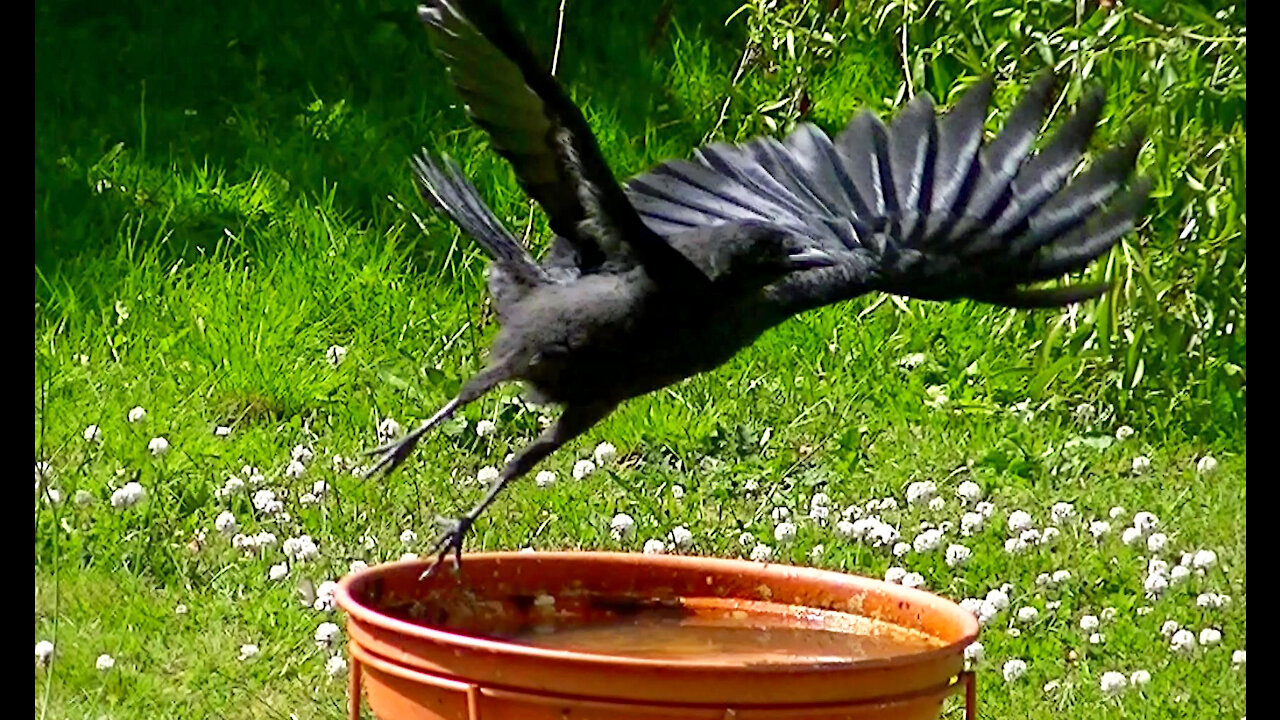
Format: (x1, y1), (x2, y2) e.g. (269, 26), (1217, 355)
(1161, 620), (1181, 637)
(1147, 532), (1169, 553)
(959, 598), (982, 616)
(349, 560), (368, 574)
(291, 445), (314, 465)
(1144, 572), (1168, 598)
(892, 542), (911, 557)
(738, 532), (755, 547)
(110, 481), (146, 509)
(1036, 573), (1051, 587)
(906, 481), (937, 505)
(309, 480), (328, 498)
(1121, 527), (1142, 545)
(1080, 615), (1100, 632)
(963, 641), (984, 668)
(770, 506), (792, 523)
(1101, 607), (1117, 622)
(43, 487), (62, 505)
(1232, 650), (1246, 666)
(672, 485), (686, 501)
(239, 644), (259, 661)
(669, 526), (693, 550)
(73, 489), (93, 506)
(572, 459), (596, 480)
(774, 522), (797, 545)
(535, 470), (557, 487)
(96, 653), (116, 671)
(1109, 506), (1126, 519)
(1050, 502), (1076, 525)
(399, 529), (417, 546)
(36, 640), (54, 667)
(252, 531), (277, 549)
(927, 497), (945, 513)
(1038, 527), (1060, 546)
(808, 504), (830, 524)
(913, 529), (944, 554)
(326, 345), (348, 367)
(1133, 512), (1159, 535)
(84, 424), (102, 443)
(642, 538), (666, 554)
(956, 481), (982, 504)
(269, 563), (288, 581)
(1052, 569), (1072, 585)
(283, 535), (319, 563)
(1089, 520), (1111, 539)
(476, 466), (499, 485)
(1192, 549), (1218, 569)
(592, 442), (617, 465)
(899, 352), (926, 370)
(215, 511), (239, 536)
(1089, 633), (1105, 645)
(1199, 628), (1222, 646)
(1130, 669), (1151, 686)
(835, 519), (856, 539)
(314, 581), (338, 612)
(1073, 402), (1096, 423)
(978, 601), (1001, 626)
(314, 621), (341, 649)
(985, 589), (1010, 611)
(609, 513), (636, 541)
(975, 501), (995, 518)
(867, 522), (899, 547)
(1007, 510), (1033, 534)
(127, 406), (147, 423)
(148, 437), (169, 456)
(1115, 425), (1135, 441)
(1017, 606), (1039, 624)
(376, 418), (401, 442)
(326, 653), (348, 676)
(810, 492), (830, 508)
(884, 567), (907, 584)
(252, 489), (283, 515)
(285, 460), (307, 479)
(1171, 629), (1197, 653)
(901, 572), (926, 589)
(809, 544), (824, 560)
(960, 512), (984, 537)
(1196, 455), (1219, 475)
(749, 544), (773, 562)
(1004, 537), (1028, 554)
(1100, 671), (1127, 694)
(475, 419), (496, 438)
(1002, 659), (1027, 682)
(1131, 456), (1151, 474)
(217, 476), (246, 499)
(877, 497), (899, 511)
(1170, 565), (1191, 584)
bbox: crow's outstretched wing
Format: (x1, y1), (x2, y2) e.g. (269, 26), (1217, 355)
(624, 75), (1150, 313)
(418, 0), (708, 287)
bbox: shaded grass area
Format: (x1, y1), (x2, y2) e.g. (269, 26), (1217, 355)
(36, 0), (1244, 717)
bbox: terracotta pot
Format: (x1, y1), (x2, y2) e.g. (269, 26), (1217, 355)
(336, 552), (979, 720)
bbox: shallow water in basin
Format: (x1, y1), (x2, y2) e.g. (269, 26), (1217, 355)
(496, 602), (946, 664)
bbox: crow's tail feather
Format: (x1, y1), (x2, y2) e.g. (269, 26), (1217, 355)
(411, 151), (549, 286)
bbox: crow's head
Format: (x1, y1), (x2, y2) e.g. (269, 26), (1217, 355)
(684, 221), (836, 291)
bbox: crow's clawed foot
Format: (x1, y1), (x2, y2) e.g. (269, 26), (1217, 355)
(361, 432), (424, 479)
(418, 514), (475, 580)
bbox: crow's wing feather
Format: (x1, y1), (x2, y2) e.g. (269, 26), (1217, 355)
(624, 74), (1149, 314)
(419, 0), (708, 287)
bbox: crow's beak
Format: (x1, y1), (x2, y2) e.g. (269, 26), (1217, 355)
(786, 247), (837, 270)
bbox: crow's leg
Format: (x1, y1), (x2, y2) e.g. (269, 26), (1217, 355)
(363, 363), (512, 478)
(421, 401), (617, 579)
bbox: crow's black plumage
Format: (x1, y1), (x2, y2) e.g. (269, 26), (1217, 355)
(368, 0), (1151, 574)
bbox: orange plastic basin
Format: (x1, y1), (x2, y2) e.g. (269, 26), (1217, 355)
(335, 552), (979, 720)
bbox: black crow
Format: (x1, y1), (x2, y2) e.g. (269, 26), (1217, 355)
(367, 0), (1151, 575)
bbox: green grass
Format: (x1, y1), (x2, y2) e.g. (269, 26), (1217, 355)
(36, 0), (1244, 718)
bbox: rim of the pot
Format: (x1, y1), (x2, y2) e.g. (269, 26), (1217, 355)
(335, 551), (980, 674)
